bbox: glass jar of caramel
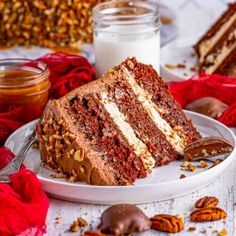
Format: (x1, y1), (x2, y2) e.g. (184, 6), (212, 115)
(0, 59), (50, 113)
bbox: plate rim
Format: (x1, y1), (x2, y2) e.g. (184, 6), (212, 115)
(5, 110), (236, 190)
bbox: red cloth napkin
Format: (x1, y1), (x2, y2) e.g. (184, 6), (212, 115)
(0, 53), (95, 145)
(0, 147), (49, 236)
(169, 72), (236, 127)
(0, 53), (95, 235)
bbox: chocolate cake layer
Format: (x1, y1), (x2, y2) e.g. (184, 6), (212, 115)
(106, 71), (177, 166)
(194, 3), (236, 64)
(68, 94), (147, 184)
(120, 58), (201, 151)
(37, 58), (201, 186)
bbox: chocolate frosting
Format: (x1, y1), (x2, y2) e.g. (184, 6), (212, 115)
(185, 97), (228, 119)
(99, 204), (151, 236)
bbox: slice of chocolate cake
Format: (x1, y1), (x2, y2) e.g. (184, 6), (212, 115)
(194, 3), (236, 77)
(37, 58), (201, 186)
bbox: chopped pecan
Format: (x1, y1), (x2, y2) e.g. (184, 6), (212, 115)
(190, 207), (227, 222)
(181, 161), (196, 172)
(69, 221), (80, 232)
(55, 216), (62, 224)
(199, 160), (208, 168)
(184, 137), (233, 161)
(195, 196), (219, 208)
(218, 229), (227, 236)
(77, 217), (88, 227)
(150, 214), (184, 233)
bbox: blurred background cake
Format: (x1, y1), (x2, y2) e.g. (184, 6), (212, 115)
(194, 3), (236, 77)
(0, 0), (106, 48)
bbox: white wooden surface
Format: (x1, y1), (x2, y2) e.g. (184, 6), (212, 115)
(1, 1), (236, 235)
(46, 130), (236, 236)
(45, 1), (236, 234)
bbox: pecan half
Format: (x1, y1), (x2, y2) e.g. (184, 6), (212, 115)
(190, 207), (227, 222)
(195, 196), (219, 208)
(150, 214), (184, 233)
(184, 137), (233, 161)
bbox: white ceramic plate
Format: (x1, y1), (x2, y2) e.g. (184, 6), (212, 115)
(5, 111), (236, 204)
(160, 41), (197, 82)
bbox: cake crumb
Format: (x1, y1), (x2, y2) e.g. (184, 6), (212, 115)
(165, 64), (177, 70)
(190, 66), (197, 72)
(188, 226), (196, 232)
(84, 231), (106, 236)
(218, 229), (227, 236)
(179, 174), (186, 179)
(55, 217), (62, 224)
(177, 63), (186, 69)
(199, 160), (208, 168)
(201, 229), (207, 234)
(69, 221), (80, 232)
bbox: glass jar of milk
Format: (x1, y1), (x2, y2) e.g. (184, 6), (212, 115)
(93, 0), (161, 77)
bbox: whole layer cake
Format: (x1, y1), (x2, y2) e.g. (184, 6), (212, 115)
(194, 3), (236, 77)
(37, 58), (201, 186)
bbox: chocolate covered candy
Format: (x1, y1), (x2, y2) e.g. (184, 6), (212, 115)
(185, 97), (228, 119)
(99, 204), (151, 236)
(184, 137), (233, 161)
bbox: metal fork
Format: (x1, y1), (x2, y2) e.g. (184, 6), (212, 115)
(0, 130), (38, 183)
(0, 101), (50, 183)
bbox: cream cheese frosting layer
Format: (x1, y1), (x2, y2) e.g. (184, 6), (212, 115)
(99, 92), (155, 173)
(198, 12), (236, 64)
(204, 29), (236, 74)
(122, 66), (186, 155)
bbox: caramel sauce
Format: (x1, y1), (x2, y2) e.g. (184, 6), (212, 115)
(0, 69), (50, 113)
